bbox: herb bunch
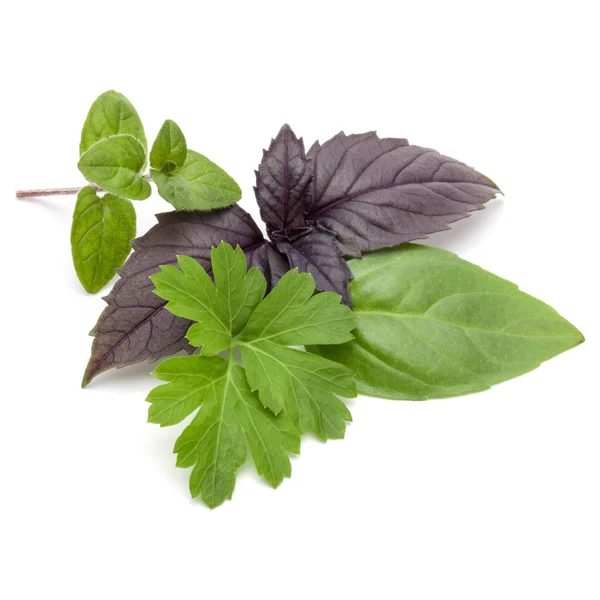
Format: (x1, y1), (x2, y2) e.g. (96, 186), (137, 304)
(17, 90), (584, 508)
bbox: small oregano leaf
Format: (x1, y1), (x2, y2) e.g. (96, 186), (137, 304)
(78, 91), (150, 200)
(78, 137), (151, 200)
(151, 150), (242, 210)
(70, 186), (136, 294)
(79, 90), (148, 155)
(311, 245), (584, 400)
(150, 119), (187, 173)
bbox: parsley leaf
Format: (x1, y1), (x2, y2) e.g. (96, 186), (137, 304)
(148, 242), (356, 507)
(149, 355), (299, 508)
(152, 249), (266, 356)
(238, 268), (356, 437)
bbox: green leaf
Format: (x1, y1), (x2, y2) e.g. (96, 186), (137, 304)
(151, 246), (266, 356)
(149, 355), (299, 508)
(78, 136), (151, 200)
(312, 244), (584, 400)
(78, 90), (150, 200)
(70, 186), (136, 294)
(79, 90), (147, 155)
(238, 268), (356, 435)
(151, 150), (241, 210)
(241, 342), (354, 440)
(147, 242), (356, 505)
(241, 269), (357, 346)
(150, 119), (187, 173)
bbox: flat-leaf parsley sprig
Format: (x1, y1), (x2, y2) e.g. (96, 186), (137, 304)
(147, 242), (356, 508)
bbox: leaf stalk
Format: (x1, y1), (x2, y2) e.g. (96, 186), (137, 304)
(15, 174), (153, 199)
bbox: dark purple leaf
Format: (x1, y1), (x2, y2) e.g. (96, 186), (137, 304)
(82, 206), (288, 386)
(254, 124), (311, 233)
(273, 227), (352, 306)
(245, 237), (290, 284)
(305, 131), (500, 254)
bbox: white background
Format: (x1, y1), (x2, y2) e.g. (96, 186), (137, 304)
(2, 1), (598, 598)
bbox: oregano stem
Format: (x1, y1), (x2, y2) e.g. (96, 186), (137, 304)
(16, 174), (153, 199)
(16, 185), (103, 199)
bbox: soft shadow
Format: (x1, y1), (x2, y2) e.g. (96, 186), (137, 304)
(68, 272), (117, 298)
(17, 195), (73, 218)
(83, 360), (157, 392)
(420, 197), (505, 253)
(142, 428), (205, 506)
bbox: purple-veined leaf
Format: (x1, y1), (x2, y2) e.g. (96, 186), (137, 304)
(245, 236), (289, 284)
(82, 206), (288, 386)
(254, 124), (311, 233)
(305, 131), (500, 254)
(273, 227), (352, 306)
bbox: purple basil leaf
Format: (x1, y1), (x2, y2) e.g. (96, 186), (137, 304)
(82, 206), (288, 386)
(273, 227), (352, 306)
(254, 124), (311, 234)
(305, 131), (500, 254)
(245, 237), (290, 284)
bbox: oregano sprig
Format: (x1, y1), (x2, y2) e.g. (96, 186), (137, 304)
(21, 90), (242, 294)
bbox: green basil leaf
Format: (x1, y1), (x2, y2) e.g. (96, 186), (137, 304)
(78, 90), (150, 200)
(312, 244), (584, 400)
(71, 186), (136, 294)
(150, 119), (187, 173)
(151, 150), (241, 210)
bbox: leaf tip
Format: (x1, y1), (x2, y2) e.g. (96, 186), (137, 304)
(572, 326), (585, 345)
